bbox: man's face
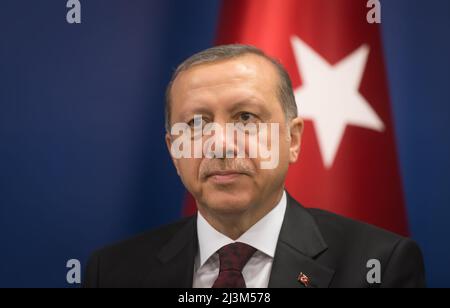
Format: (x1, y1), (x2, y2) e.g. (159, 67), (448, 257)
(166, 54), (303, 217)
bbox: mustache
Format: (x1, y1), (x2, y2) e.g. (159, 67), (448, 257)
(199, 159), (256, 180)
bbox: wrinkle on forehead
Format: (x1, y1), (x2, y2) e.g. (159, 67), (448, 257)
(171, 55), (279, 104)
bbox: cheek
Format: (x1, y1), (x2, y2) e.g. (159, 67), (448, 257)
(254, 125), (290, 169)
(177, 159), (200, 183)
(277, 128), (292, 158)
(279, 139), (291, 160)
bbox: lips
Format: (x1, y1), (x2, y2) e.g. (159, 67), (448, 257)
(205, 170), (246, 184)
(207, 170), (243, 177)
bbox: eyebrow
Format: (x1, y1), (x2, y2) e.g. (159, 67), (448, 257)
(178, 106), (213, 121)
(228, 98), (271, 117)
(176, 97), (272, 122)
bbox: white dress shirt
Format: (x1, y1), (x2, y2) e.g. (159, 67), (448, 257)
(193, 191), (287, 288)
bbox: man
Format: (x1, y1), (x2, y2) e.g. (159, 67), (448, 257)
(84, 45), (425, 288)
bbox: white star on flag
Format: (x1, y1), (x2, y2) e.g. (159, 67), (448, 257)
(291, 36), (385, 168)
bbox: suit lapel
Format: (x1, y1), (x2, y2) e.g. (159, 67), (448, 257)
(268, 192), (335, 288)
(144, 216), (198, 287)
(141, 192), (334, 288)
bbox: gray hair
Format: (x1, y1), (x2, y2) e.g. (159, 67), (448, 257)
(165, 44), (298, 132)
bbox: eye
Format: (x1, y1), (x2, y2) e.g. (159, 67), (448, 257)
(187, 115), (207, 128)
(238, 112), (257, 123)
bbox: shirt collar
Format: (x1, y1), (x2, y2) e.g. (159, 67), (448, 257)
(196, 190), (287, 267)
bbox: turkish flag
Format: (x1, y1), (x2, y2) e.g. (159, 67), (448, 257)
(184, 0), (408, 236)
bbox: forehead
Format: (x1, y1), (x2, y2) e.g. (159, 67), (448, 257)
(170, 54), (279, 106)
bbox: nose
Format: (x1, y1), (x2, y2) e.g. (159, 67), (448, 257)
(205, 120), (238, 159)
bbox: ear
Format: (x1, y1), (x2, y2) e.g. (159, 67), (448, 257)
(288, 117), (304, 164)
(165, 132), (181, 176)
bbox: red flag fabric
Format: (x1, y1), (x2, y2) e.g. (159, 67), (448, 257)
(184, 0), (408, 236)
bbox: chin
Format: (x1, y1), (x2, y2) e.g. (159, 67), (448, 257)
(202, 190), (254, 215)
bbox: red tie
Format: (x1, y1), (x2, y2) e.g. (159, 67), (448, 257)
(212, 242), (257, 288)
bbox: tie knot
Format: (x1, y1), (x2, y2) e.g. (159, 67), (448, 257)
(217, 242), (257, 272)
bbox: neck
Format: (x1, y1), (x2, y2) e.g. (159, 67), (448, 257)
(197, 188), (284, 240)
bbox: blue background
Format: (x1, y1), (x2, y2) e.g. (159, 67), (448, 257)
(0, 0), (449, 287)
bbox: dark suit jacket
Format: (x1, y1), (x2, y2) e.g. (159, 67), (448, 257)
(84, 192), (426, 288)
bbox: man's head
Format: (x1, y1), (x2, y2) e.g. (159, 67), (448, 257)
(165, 44), (303, 224)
